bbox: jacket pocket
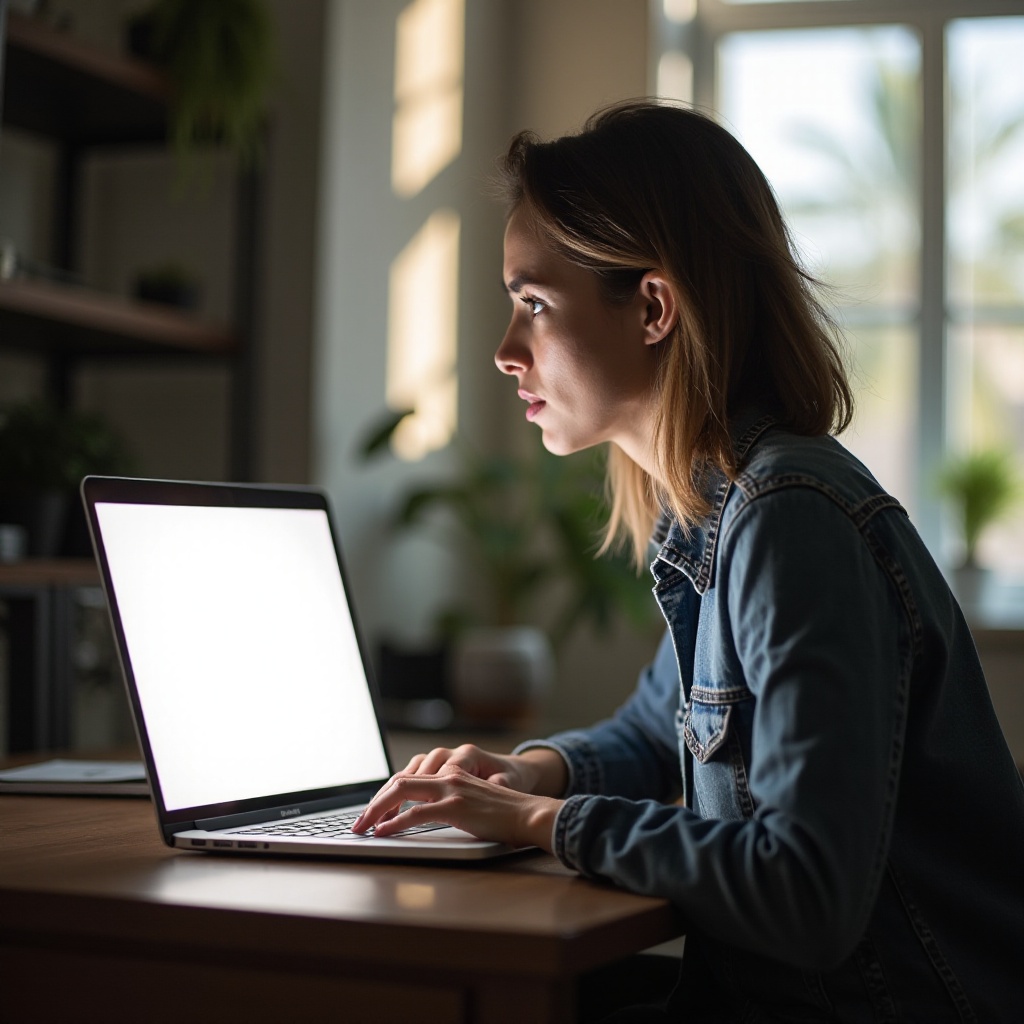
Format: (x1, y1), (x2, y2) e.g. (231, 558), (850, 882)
(680, 685), (755, 820)
(682, 684), (752, 763)
(683, 700), (732, 764)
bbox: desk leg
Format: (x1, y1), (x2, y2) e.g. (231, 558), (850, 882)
(472, 977), (576, 1024)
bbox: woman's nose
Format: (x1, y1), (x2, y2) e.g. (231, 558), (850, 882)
(495, 322), (529, 376)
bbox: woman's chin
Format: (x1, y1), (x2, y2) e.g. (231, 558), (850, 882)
(540, 432), (594, 458)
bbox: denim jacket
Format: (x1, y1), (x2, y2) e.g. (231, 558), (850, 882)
(519, 413), (1024, 1022)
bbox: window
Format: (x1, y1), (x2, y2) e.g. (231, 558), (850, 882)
(655, 0), (1024, 576)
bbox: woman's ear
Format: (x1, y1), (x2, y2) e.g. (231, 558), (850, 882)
(638, 271), (678, 346)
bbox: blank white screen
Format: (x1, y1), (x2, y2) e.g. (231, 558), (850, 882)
(95, 502), (390, 811)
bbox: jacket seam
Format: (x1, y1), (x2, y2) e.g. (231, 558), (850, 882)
(887, 861), (978, 1023)
(553, 794), (589, 871)
(729, 474), (906, 529)
(690, 684), (753, 704)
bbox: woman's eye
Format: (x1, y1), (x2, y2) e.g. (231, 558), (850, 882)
(522, 296), (545, 316)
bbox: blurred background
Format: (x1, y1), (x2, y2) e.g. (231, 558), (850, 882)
(0, 0), (1021, 760)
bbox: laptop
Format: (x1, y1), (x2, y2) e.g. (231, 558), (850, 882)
(81, 475), (518, 861)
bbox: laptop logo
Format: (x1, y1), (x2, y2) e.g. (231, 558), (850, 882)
(280, 808), (302, 818)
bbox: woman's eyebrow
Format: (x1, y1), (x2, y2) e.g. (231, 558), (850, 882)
(504, 274), (538, 294)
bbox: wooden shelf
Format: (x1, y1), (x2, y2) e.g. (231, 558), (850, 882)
(0, 9), (257, 478)
(0, 559), (100, 589)
(2, 10), (168, 146)
(0, 278), (237, 356)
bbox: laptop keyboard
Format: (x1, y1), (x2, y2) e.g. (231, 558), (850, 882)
(229, 809), (447, 840)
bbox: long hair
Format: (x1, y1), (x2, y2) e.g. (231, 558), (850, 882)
(496, 100), (853, 566)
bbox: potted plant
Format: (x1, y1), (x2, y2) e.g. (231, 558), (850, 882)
(935, 447), (1021, 607)
(359, 409), (659, 723)
(133, 261), (202, 309)
(0, 402), (137, 557)
(126, 0), (276, 166)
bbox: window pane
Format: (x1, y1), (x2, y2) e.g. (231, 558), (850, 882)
(947, 324), (1024, 571)
(947, 17), (1024, 309)
(840, 325), (919, 517)
(718, 28), (920, 305)
(718, 27), (920, 513)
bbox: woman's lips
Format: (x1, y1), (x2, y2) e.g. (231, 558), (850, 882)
(519, 389), (546, 422)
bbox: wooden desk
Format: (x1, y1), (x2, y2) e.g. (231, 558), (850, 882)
(0, 795), (682, 1023)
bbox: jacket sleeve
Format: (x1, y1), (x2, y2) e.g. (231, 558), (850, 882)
(546, 488), (911, 971)
(514, 627), (683, 803)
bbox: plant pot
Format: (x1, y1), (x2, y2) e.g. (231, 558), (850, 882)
(452, 626), (554, 726)
(134, 278), (201, 310)
(126, 11), (158, 62)
(952, 564), (992, 617)
(375, 640), (454, 731)
(0, 490), (70, 557)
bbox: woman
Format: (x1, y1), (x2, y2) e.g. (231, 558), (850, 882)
(353, 101), (1024, 1021)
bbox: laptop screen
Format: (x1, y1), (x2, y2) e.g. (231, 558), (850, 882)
(94, 500), (390, 812)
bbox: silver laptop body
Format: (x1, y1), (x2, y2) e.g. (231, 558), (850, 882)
(82, 476), (517, 862)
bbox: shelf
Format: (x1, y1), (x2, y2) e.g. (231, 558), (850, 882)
(2, 10), (169, 146)
(0, 9), (257, 479)
(0, 278), (237, 357)
(0, 559), (100, 589)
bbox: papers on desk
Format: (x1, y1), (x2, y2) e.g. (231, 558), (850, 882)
(0, 759), (149, 796)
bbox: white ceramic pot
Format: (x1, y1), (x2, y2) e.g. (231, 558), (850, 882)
(952, 564), (991, 619)
(452, 626), (554, 724)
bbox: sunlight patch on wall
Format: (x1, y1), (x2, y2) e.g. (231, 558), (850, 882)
(658, 52), (693, 103)
(387, 209), (461, 460)
(663, 0), (696, 24)
(392, 0), (465, 198)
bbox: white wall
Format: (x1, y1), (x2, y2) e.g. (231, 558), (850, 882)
(314, 0), (658, 727)
(511, 0), (651, 138)
(313, 0), (514, 653)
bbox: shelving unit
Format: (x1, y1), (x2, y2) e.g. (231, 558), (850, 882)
(0, 6), (257, 475)
(0, 6), (262, 752)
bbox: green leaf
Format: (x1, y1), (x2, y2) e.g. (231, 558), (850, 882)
(936, 449), (1022, 563)
(356, 408), (415, 460)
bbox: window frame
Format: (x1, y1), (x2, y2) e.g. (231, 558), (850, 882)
(650, 0), (1024, 556)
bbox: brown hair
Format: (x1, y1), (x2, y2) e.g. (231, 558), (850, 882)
(496, 100), (853, 566)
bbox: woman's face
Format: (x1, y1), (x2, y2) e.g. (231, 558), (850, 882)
(496, 208), (664, 471)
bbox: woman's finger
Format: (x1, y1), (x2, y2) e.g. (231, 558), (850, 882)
(371, 794), (453, 836)
(411, 747), (456, 775)
(354, 772), (445, 831)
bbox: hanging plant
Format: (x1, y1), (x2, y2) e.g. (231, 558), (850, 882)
(129, 0), (276, 165)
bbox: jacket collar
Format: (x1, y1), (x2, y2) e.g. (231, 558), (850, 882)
(652, 409), (776, 593)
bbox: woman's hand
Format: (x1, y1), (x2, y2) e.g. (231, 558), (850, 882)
(351, 762), (562, 850)
(393, 743), (566, 795)
(349, 744), (568, 850)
